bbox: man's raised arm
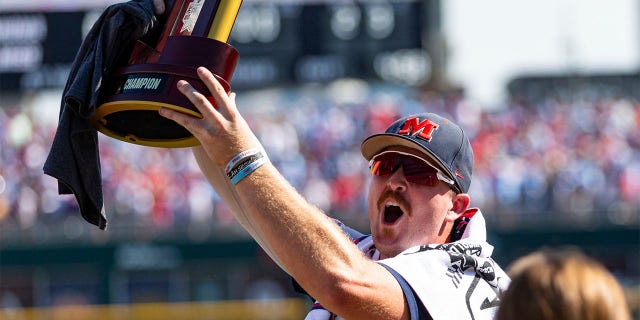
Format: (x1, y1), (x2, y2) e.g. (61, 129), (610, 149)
(158, 67), (408, 320)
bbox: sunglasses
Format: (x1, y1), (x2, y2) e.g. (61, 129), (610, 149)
(369, 151), (457, 191)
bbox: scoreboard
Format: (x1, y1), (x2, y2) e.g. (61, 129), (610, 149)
(0, 0), (432, 92)
(0, 11), (86, 91)
(229, 1), (431, 88)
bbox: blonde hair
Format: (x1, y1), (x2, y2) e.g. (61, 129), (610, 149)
(496, 248), (631, 320)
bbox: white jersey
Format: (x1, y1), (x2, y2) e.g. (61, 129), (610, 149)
(304, 208), (510, 320)
(379, 239), (509, 319)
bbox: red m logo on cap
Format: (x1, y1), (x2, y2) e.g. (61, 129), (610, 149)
(398, 117), (439, 141)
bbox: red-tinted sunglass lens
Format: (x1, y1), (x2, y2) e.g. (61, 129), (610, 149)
(398, 157), (439, 186)
(370, 155), (398, 176)
(405, 167), (439, 185)
(370, 153), (439, 186)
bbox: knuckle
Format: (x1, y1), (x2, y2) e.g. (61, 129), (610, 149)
(193, 94), (209, 106)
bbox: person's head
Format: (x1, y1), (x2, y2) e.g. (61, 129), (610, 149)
(361, 113), (474, 258)
(496, 248), (632, 320)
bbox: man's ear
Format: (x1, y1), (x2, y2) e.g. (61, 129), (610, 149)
(445, 193), (470, 222)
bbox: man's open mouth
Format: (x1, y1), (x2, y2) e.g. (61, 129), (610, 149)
(383, 202), (404, 224)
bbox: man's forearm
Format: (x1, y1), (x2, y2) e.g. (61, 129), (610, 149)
(228, 163), (407, 320)
(192, 147), (396, 317)
(193, 145), (363, 280)
(192, 146), (288, 272)
(234, 163), (361, 274)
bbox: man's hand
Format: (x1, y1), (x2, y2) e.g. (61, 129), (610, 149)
(158, 67), (260, 168)
(153, 0), (165, 15)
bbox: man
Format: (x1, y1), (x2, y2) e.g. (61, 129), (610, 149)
(159, 66), (509, 319)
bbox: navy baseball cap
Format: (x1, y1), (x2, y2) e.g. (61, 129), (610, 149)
(361, 113), (474, 193)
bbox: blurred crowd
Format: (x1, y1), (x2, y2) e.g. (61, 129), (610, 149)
(0, 79), (638, 240)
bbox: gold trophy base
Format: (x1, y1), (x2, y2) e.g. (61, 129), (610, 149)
(93, 100), (202, 148)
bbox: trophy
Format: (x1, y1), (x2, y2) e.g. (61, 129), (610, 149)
(92, 0), (243, 148)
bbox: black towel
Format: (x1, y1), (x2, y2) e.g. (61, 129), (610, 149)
(43, 0), (159, 229)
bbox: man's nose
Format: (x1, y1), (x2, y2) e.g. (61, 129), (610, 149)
(385, 166), (408, 192)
